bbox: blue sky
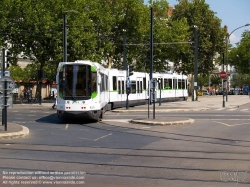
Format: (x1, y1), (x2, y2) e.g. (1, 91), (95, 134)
(144, 0), (250, 46)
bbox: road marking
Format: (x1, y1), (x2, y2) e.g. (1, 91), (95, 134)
(140, 126), (151, 129)
(213, 120), (250, 127)
(65, 124), (69, 130)
(215, 108), (226, 110)
(240, 109), (249, 111)
(94, 133), (112, 141)
(78, 137), (93, 141)
(228, 108), (236, 111)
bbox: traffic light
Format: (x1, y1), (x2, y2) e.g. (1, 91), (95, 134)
(128, 65), (134, 76)
(126, 87), (131, 95)
(5, 50), (11, 68)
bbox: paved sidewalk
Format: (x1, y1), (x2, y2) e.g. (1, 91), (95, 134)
(0, 123), (29, 139)
(113, 95), (250, 125)
(1, 95), (250, 139)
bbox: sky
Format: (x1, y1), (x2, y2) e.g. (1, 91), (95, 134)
(144, 0), (250, 46)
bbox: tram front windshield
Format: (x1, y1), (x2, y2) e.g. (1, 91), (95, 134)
(59, 64), (97, 100)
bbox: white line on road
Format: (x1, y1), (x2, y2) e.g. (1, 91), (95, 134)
(140, 126), (151, 129)
(213, 120), (250, 127)
(94, 133), (112, 141)
(215, 108), (226, 110)
(240, 109), (249, 111)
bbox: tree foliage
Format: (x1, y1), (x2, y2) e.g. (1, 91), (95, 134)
(171, 0), (227, 75)
(228, 30), (250, 74)
(0, 0), (228, 83)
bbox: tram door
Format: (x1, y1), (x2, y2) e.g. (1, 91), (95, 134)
(158, 76), (163, 98)
(173, 77), (177, 97)
(136, 77), (143, 99)
(117, 76), (126, 104)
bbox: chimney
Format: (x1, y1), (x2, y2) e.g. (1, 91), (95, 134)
(224, 25), (228, 33)
(168, 6), (173, 16)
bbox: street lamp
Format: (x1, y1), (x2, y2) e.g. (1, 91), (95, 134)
(63, 10), (78, 62)
(150, 0), (155, 81)
(225, 23), (250, 101)
(193, 25), (198, 101)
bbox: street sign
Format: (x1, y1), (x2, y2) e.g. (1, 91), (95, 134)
(126, 77), (130, 88)
(0, 70), (10, 78)
(220, 71), (227, 79)
(0, 76), (15, 108)
(0, 95), (13, 108)
(150, 79), (157, 90)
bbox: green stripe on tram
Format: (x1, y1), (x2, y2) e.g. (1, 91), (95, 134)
(91, 66), (97, 72)
(91, 92), (97, 99)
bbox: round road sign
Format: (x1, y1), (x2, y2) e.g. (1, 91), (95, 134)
(220, 71), (227, 79)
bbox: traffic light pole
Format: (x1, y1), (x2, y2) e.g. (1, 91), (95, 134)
(222, 53), (225, 107)
(1, 48), (7, 130)
(193, 26), (198, 101)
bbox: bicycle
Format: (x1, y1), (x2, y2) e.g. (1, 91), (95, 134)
(21, 95), (31, 104)
(30, 95), (39, 103)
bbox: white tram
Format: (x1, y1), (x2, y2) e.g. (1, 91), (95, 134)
(56, 60), (188, 122)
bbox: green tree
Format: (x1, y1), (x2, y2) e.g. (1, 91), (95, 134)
(8, 66), (29, 83)
(231, 74), (247, 90)
(171, 0), (226, 75)
(0, 0), (97, 78)
(228, 30), (250, 74)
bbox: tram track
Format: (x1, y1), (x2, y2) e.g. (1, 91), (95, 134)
(81, 122), (250, 148)
(0, 145), (249, 185)
(0, 143), (249, 161)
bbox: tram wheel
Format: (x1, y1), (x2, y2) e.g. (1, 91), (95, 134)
(97, 110), (103, 122)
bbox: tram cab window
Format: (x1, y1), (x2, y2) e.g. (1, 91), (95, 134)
(58, 64), (94, 100)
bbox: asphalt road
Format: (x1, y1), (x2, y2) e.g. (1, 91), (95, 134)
(0, 104), (249, 187)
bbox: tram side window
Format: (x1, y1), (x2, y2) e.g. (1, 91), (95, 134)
(158, 78), (163, 89)
(136, 81), (142, 93)
(164, 79), (172, 89)
(131, 81), (136, 94)
(143, 78), (146, 90)
(178, 79), (182, 89)
(181, 79), (186, 89)
(100, 73), (105, 92)
(105, 74), (108, 91)
(121, 80), (124, 94)
(117, 80), (125, 94)
(92, 72), (97, 93)
(118, 81), (121, 94)
(113, 76), (117, 91)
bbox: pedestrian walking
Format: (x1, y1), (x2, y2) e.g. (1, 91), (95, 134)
(52, 94), (57, 109)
